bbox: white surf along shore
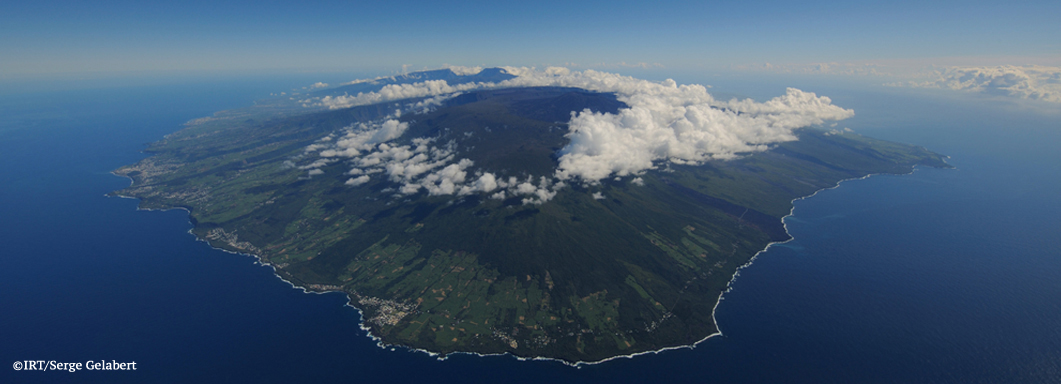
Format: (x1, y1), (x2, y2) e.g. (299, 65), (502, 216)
(110, 158), (940, 367)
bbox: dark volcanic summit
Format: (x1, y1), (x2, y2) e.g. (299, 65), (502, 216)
(401, 87), (626, 178)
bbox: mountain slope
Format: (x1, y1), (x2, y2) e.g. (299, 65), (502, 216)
(113, 83), (949, 363)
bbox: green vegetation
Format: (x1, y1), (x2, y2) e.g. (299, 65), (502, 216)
(112, 86), (950, 363)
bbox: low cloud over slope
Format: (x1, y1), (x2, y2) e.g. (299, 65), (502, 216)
(298, 67), (855, 203)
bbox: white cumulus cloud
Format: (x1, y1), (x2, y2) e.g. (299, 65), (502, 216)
(346, 175), (370, 186)
(489, 68), (855, 181)
(308, 80), (487, 110)
(900, 65), (1061, 103)
(296, 67), (856, 204)
(447, 66), (484, 76)
(319, 119), (410, 158)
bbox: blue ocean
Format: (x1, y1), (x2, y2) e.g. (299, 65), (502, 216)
(1, 75), (1059, 383)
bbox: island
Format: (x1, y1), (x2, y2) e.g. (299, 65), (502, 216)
(112, 68), (950, 364)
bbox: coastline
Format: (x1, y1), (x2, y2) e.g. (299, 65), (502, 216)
(108, 159), (945, 367)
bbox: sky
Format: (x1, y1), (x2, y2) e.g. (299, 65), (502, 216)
(2, 0), (1059, 79)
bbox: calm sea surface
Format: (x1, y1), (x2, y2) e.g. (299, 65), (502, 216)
(1, 76), (1058, 383)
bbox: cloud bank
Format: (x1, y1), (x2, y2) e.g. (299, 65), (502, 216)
(900, 65), (1061, 103)
(296, 67), (854, 204)
(308, 80), (486, 110)
(446, 66), (484, 76)
(733, 61), (893, 77)
(306, 126), (563, 204)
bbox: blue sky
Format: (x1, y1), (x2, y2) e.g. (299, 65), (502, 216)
(2, 0), (1059, 78)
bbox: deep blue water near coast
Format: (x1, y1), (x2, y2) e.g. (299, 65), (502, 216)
(1, 77), (1058, 383)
